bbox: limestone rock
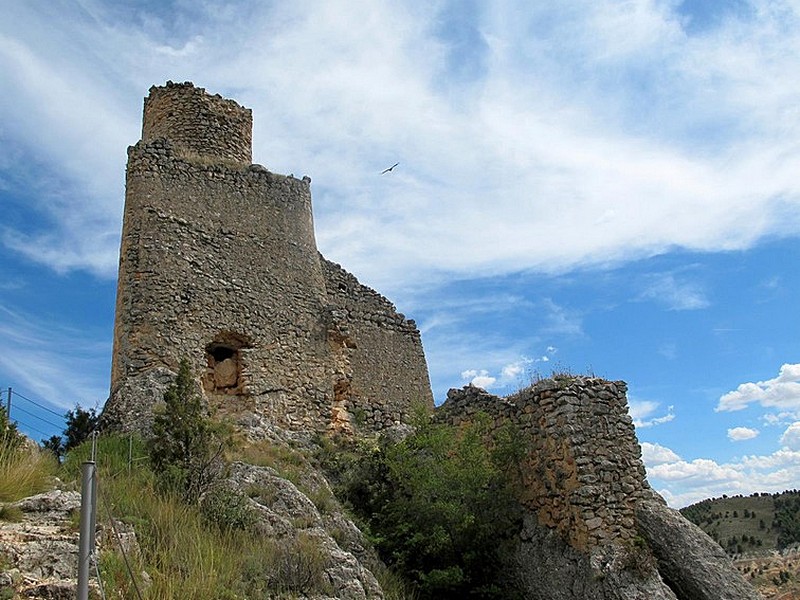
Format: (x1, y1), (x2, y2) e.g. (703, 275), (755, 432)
(226, 461), (383, 599)
(100, 366), (177, 433)
(514, 514), (678, 600)
(636, 493), (763, 600)
(0, 490), (83, 597)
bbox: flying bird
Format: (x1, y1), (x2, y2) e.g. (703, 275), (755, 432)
(381, 162), (399, 174)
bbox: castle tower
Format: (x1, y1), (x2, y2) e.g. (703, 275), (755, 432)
(104, 82), (433, 434)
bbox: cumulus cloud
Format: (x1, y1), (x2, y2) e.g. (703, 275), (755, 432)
(461, 369), (497, 389)
(629, 400), (675, 428)
(727, 427), (759, 442)
(645, 450), (800, 507)
(716, 364), (800, 412)
(780, 422), (800, 450)
(460, 356), (542, 391)
(641, 442), (681, 465)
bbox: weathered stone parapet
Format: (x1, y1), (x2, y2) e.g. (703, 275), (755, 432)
(321, 258), (434, 429)
(436, 380), (762, 599)
(142, 81), (252, 165)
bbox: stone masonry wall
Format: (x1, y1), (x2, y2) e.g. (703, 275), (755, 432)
(321, 259), (433, 429)
(142, 81), (252, 165)
(105, 82), (432, 435)
(436, 377), (648, 551)
(109, 136), (338, 432)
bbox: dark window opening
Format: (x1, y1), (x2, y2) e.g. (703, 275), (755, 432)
(203, 333), (251, 395)
(209, 345), (235, 363)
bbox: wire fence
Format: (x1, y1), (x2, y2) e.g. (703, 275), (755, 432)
(1, 385), (69, 441)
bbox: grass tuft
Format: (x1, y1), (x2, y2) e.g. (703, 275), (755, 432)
(0, 437), (56, 502)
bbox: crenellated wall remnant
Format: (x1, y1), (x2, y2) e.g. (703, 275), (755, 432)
(103, 81), (433, 435)
(437, 378), (648, 551)
(437, 380), (763, 600)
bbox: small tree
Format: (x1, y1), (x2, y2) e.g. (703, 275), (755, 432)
(64, 406), (99, 452)
(40, 405), (99, 461)
(149, 358), (228, 503)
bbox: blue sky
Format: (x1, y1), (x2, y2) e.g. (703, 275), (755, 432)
(1, 0), (799, 506)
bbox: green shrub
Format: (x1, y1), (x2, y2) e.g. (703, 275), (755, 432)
(149, 358), (230, 502)
(200, 486), (258, 532)
(326, 414), (524, 599)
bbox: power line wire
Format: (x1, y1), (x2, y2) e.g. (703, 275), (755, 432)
(11, 390), (65, 418)
(11, 404), (65, 429)
(11, 418), (51, 438)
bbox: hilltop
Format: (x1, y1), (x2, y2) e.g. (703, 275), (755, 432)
(681, 491), (800, 599)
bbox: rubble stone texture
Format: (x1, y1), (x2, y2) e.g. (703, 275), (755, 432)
(104, 81), (433, 435)
(438, 380), (762, 599)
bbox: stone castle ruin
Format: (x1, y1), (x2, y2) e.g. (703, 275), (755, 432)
(103, 81), (432, 435)
(102, 82), (761, 600)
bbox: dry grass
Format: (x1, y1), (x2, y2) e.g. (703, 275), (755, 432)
(0, 437), (56, 502)
(67, 434), (336, 599)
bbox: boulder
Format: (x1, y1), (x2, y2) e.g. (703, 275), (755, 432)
(636, 493), (763, 600)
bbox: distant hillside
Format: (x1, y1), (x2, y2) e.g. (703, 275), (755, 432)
(680, 490), (800, 555)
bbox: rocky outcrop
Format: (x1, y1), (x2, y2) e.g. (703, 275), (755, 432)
(0, 489), (84, 599)
(99, 366), (177, 433)
(226, 462), (384, 600)
(515, 514), (677, 600)
(637, 492), (763, 600)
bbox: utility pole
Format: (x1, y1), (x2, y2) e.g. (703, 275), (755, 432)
(5, 387), (11, 421)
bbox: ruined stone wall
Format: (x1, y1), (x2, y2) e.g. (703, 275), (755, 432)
(436, 380), (762, 599)
(109, 135), (339, 431)
(321, 259), (433, 429)
(105, 82), (431, 435)
(142, 81), (252, 165)
(437, 378), (648, 551)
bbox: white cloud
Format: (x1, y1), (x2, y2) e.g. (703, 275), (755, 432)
(461, 369), (497, 389)
(460, 356), (539, 391)
(0, 1), (798, 289)
(629, 399), (675, 428)
(727, 427), (759, 442)
(716, 363), (800, 412)
(641, 441), (681, 465)
(639, 273), (710, 310)
(642, 438), (800, 507)
(501, 361), (526, 380)
(780, 422), (800, 450)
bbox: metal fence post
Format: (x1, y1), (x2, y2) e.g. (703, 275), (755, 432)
(77, 461), (97, 600)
